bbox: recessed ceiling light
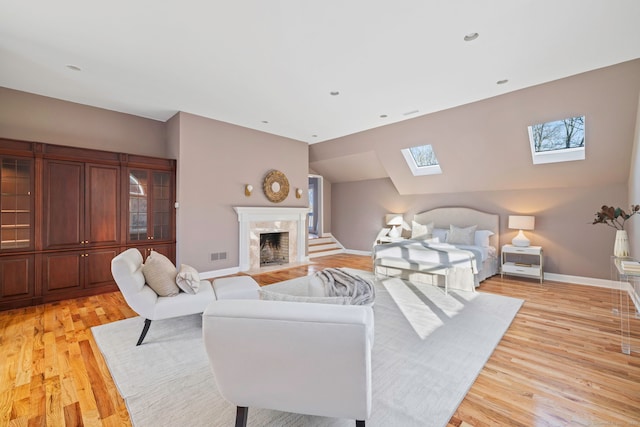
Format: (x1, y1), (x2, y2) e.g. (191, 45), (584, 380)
(403, 109), (419, 116)
(330, 91), (340, 96)
(380, 114), (388, 118)
(66, 64), (82, 71)
(312, 134), (318, 138)
(497, 79), (509, 85)
(261, 120), (269, 124)
(464, 33), (479, 42)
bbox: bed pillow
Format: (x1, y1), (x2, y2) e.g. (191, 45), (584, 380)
(474, 230), (495, 247)
(142, 251), (179, 297)
(446, 225), (477, 245)
(175, 264), (200, 294)
(411, 221), (434, 240)
(432, 228), (448, 242)
(259, 289), (352, 305)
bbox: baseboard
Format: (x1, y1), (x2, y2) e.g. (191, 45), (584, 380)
(199, 256), (638, 312)
(543, 272), (619, 289)
(345, 249), (372, 256)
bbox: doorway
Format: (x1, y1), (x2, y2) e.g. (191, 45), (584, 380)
(308, 175), (323, 237)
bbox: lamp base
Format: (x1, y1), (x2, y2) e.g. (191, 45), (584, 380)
(512, 230), (530, 247)
(388, 225), (402, 238)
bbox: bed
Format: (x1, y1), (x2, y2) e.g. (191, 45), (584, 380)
(373, 207), (500, 292)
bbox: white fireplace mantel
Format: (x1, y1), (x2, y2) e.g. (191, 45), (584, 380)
(234, 206), (309, 272)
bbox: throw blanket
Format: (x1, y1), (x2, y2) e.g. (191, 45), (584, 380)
(314, 268), (375, 305)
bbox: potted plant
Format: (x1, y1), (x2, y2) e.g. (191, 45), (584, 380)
(592, 205), (640, 257)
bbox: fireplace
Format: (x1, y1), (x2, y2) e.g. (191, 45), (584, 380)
(234, 207), (309, 272)
(260, 232), (289, 266)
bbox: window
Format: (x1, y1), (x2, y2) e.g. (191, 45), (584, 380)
(401, 144), (442, 176)
(528, 115), (585, 164)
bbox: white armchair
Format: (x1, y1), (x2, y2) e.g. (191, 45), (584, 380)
(202, 299), (374, 426)
(110, 248), (216, 345)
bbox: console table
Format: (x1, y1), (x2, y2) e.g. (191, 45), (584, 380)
(610, 256), (640, 354)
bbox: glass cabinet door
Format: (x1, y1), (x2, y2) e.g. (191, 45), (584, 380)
(1, 158), (33, 250)
(152, 171), (171, 240)
(128, 170), (149, 241)
(128, 169), (173, 242)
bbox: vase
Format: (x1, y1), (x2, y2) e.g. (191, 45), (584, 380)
(614, 230), (630, 257)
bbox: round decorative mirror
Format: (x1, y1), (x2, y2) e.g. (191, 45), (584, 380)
(263, 170), (289, 203)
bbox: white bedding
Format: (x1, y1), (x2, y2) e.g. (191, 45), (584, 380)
(374, 240), (480, 272)
(373, 240), (498, 291)
(373, 207), (500, 292)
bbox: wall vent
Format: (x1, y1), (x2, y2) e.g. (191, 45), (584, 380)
(210, 252), (227, 262)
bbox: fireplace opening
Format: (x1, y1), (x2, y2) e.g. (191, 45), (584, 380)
(260, 232), (289, 266)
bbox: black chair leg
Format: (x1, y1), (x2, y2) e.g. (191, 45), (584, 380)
(136, 319), (152, 346)
(355, 420), (365, 427)
(235, 406), (248, 427)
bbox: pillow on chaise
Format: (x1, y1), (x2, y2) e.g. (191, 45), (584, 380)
(176, 264), (200, 294)
(142, 251), (179, 297)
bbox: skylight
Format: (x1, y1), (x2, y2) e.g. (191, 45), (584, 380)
(528, 115), (585, 164)
(401, 144), (442, 176)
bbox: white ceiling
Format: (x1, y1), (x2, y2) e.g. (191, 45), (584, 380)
(1, 1), (639, 144)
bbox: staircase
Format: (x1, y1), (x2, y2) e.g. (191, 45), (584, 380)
(308, 234), (345, 258)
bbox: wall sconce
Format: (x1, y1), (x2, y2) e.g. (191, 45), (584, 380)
(296, 188), (303, 199)
(245, 184), (253, 197)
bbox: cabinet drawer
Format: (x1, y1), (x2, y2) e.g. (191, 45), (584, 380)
(504, 246), (540, 255)
(502, 262), (541, 277)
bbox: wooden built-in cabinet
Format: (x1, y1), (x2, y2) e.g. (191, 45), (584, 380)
(0, 139), (176, 310)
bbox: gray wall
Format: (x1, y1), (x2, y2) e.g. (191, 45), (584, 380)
(314, 60), (640, 280)
(332, 178), (627, 279)
(0, 88), (309, 273)
(0, 87), (166, 157)
(169, 112), (309, 272)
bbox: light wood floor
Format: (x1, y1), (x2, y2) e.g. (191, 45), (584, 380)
(1, 253), (639, 426)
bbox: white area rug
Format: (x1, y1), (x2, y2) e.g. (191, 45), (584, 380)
(92, 270), (523, 427)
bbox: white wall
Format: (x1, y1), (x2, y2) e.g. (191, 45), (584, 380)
(629, 92), (640, 259)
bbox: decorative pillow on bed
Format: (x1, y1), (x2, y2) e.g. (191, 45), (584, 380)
(446, 225), (477, 245)
(259, 289), (352, 305)
(432, 228), (448, 242)
(474, 230), (495, 247)
(411, 221), (434, 240)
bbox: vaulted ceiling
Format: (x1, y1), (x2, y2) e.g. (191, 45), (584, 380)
(1, 1), (639, 145)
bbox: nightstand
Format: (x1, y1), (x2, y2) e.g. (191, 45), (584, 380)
(501, 244), (544, 283)
(375, 236), (405, 245)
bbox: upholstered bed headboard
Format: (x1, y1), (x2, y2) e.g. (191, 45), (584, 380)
(413, 207), (500, 248)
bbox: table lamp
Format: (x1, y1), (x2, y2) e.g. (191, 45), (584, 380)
(385, 214), (403, 238)
(508, 215), (535, 247)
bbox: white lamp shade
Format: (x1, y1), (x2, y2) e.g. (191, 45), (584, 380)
(508, 215), (535, 231)
(385, 214), (403, 226)
(508, 215), (535, 247)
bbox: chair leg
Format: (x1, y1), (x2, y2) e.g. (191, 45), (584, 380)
(355, 420), (365, 427)
(136, 319), (152, 346)
(235, 406), (248, 427)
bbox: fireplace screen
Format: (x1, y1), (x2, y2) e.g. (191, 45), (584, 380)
(260, 232), (289, 266)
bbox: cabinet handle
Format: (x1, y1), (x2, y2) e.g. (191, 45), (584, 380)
(150, 236), (154, 240)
